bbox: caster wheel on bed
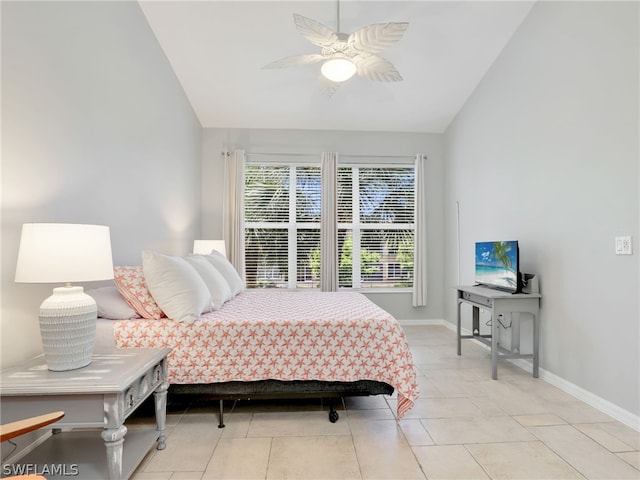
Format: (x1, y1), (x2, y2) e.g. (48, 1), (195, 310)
(329, 410), (339, 423)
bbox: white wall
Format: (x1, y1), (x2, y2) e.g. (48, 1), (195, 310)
(1, 1), (202, 368)
(202, 128), (445, 321)
(444, 1), (639, 421)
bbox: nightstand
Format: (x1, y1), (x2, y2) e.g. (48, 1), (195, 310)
(0, 347), (171, 480)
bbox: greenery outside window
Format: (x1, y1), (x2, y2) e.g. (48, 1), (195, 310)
(244, 161), (415, 290)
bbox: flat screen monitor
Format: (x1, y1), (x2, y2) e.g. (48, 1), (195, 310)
(475, 241), (519, 292)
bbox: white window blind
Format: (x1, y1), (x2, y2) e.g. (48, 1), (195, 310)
(337, 166), (415, 289)
(244, 160), (415, 290)
(245, 164), (321, 288)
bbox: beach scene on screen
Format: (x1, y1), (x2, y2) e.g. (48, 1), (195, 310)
(475, 241), (517, 289)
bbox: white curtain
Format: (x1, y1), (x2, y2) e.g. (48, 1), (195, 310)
(223, 149), (246, 279)
(320, 152), (338, 291)
(413, 154), (428, 306)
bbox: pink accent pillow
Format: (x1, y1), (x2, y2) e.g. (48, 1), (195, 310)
(113, 266), (165, 319)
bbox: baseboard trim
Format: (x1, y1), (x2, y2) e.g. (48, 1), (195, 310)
(402, 319), (640, 432)
(509, 358), (640, 432)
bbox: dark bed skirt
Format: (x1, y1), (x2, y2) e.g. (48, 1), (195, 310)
(169, 379), (394, 400)
(168, 380), (394, 427)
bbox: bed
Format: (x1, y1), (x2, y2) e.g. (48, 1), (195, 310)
(97, 289), (419, 427)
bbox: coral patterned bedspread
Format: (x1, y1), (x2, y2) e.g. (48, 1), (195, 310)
(113, 290), (419, 419)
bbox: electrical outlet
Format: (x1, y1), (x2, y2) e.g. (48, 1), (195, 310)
(615, 236), (633, 255)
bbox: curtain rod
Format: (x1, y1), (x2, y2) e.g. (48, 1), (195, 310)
(223, 151), (424, 160)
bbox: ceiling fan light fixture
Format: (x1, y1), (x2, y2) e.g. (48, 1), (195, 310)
(321, 57), (356, 82)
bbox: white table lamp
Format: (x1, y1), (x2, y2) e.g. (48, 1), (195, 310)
(193, 239), (227, 257)
(15, 223), (114, 371)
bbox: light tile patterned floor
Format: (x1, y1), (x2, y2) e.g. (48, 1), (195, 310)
(130, 325), (640, 480)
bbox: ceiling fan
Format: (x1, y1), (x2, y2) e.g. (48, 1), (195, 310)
(262, 2), (409, 96)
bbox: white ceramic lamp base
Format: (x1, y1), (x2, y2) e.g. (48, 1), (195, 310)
(39, 286), (97, 371)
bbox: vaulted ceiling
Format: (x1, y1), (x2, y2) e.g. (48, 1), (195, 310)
(139, 1), (535, 133)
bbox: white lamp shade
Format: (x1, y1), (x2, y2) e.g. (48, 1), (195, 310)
(193, 239), (227, 257)
(15, 223), (114, 283)
(321, 57), (357, 82)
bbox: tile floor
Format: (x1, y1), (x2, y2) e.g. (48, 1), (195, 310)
(129, 325), (640, 480)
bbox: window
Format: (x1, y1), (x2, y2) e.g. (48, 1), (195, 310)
(244, 160), (415, 290)
(244, 165), (320, 288)
(337, 166), (415, 289)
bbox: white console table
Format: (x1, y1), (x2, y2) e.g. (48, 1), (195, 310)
(456, 285), (541, 380)
(0, 348), (171, 480)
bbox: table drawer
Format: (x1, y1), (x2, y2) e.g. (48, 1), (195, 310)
(461, 291), (493, 307)
(121, 358), (167, 418)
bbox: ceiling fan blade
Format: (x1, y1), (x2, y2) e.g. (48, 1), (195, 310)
(348, 22), (409, 54)
(262, 54), (326, 69)
(353, 54), (403, 82)
(293, 13), (339, 48)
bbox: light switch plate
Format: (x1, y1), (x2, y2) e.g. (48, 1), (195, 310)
(615, 236), (632, 255)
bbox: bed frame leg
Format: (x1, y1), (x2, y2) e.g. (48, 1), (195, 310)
(328, 399), (339, 423)
(218, 399), (225, 428)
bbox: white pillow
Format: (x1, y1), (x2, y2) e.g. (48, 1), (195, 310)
(86, 286), (140, 320)
(142, 251), (213, 324)
(201, 251), (245, 296)
(184, 255), (233, 309)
